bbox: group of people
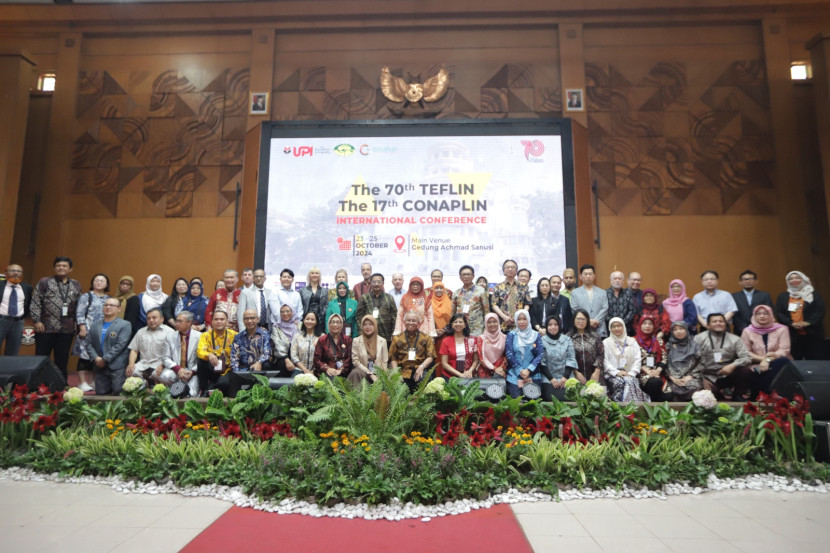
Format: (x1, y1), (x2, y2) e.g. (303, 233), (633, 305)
(0, 257), (824, 402)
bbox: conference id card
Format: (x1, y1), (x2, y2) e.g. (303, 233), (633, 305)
(714, 352), (723, 363)
(462, 304), (470, 314)
(789, 302), (799, 312)
(408, 350), (416, 361)
(646, 356), (655, 368)
(214, 360), (224, 373)
(62, 305), (68, 317)
(372, 309), (379, 318)
(345, 327), (351, 337)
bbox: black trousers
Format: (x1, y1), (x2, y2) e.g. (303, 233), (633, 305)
(35, 333), (74, 379)
(197, 359), (231, 394)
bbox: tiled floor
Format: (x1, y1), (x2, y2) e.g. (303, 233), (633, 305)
(1, 479), (828, 553)
(513, 490), (830, 553)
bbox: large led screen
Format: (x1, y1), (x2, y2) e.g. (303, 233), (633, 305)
(255, 119), (576, 292)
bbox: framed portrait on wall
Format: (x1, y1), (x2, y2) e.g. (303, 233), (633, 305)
(565, 89), (584, 112)
(250, 92), (270, 115)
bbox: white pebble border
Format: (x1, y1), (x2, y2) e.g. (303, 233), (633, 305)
(0, 466), (826, 522)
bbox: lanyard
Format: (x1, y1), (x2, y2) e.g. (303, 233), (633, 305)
(708, 332), (725, 352)
(405, 332), (419, 351)
(56, 278), (72, 305)
(211, 330), (228, 353)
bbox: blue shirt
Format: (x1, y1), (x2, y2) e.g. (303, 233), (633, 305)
(230, 327), (272, 371)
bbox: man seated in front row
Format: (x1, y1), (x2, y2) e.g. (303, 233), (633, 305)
(196, 309), (237, 395)
(230, 309), (272, 373)
(171, 310), (202, 397)
(694, 313), (753, 401)
(126, 307), (179, 386)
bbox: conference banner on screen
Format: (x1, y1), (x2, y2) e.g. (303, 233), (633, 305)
(257, 121), (574, 292)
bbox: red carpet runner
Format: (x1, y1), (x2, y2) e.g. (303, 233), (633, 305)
(180, 503), (533, 553)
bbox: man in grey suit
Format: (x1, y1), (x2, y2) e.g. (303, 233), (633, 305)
(568, 264), (610, 337)
(731, 270), (774, 336)
(170, 310), (202, 397)
(237, 268), (274, 330)
(85, 298), (132, 395)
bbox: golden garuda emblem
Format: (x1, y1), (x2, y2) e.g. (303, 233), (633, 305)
(380, 66), (450, 108)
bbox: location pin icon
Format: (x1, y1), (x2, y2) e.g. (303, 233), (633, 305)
(395, 235), (405, 250)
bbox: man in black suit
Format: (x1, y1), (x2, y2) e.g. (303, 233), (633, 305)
(731, 270), (773, 336)
(85, 298), (132, 395)
(0, 264), (33, 356)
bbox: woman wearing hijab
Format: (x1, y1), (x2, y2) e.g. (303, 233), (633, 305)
(662, 279), (698, 331)
(774, 271), (826, 360)
(325, 281), (358, 338)
(351, 314), (389, 384)
(438, 313), (479, 379)
(742, 304), (791, 398)
(115, 275), (136, 319)
(568, 308), (604, 384)
(394, 276), (436, 336)
(476, 313), (507, 378)
(665, 321), (703, 401)
(327, 268), (357, 302)
(539, 315), (578, 401)
(183, 279), (209, 330)
(634, 316), (670, 401)
(313, 313), (353, 378)
(300, 266), (329, 335)
(603, 317), (649, 402)
(632, 288), (671, 339)
(430, 282), (453, 337)
(125, 274), (168, 335)
(162, 278), (190, 328)
(272, 304), (300, 376)
(504, 309), (544, 398)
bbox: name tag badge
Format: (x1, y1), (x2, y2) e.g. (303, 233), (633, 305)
(368, 360), (374, 374)
(618, 359), (627, 369)
(345, 327), (351, 337)
(62, 305), (68, 317)
(462, 304), (470, 314)
(372, 309), (379, 319)
(408, 349), (416, 361)
(214, 359), (224, 373)
(646, 356), (655, 368)
(714, 352), (723, 363)
(788, 303), (799, 312)
(336, 361), (343, 369)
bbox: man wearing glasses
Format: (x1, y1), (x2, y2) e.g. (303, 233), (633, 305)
(0, 264), (33, 356)
(85, 299), (132, 394)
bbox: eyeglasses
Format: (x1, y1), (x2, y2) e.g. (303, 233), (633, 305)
(6, 269), (23, 274)
(103, 303), (120, 308)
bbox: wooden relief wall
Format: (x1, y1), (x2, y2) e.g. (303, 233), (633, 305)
(68, 36), (251, 220)
(584, 25), (775, 217)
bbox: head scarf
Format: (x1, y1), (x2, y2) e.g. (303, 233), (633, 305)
(116, 275), (136, 318)
(430, 281), (452, 331)
(786, 271), (815, 303)
(607, 317), (628, 346)
(141, 274), (167, 313)
(662, 279), (688, 322)
(544, 314), (563, 341)
(667, 321), (698, 368)
(511, 308), (538, 349)
(360, 314), (379, 360)
(634, 315), (662, 363)
(640, 288), (663, 315)
(276, 304), (298, 342)
(746, 305), (786, 336)
(480, 313), (506, 365)
(183, 279), (208, 323)
(335, 281), (350, 319)
(400, 276), (427, 312)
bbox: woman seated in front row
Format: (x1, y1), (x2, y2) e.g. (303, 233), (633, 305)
(741, 304), (791, 399)
(350, 314), (389, 385)
(313, 313), (353, 378)
(476, 313), (507, 378)
(634, 316), (670, 401)
(539, 315), (577, 401)
(603, 317), (650, 402)
(438, 313), (480, 379)
(568, 309), (604, 384)
(664, 321), (703, 401)
(504, 309), (544, 398)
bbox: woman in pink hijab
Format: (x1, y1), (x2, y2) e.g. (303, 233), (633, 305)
(662, 279), (698, 332)
(741, 304), (790, 399)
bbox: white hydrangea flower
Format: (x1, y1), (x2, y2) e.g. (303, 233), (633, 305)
(122, 376), (146, 393)
(63, 387), (85, 404)
(424, 377), (446, 395)
(692, 389), (717, 409)
(294, 373), (319, 387)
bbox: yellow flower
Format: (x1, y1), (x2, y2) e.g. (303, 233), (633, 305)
(435, 439), (441, 444)
(364, 447), (371, 451)
(114, 419), (121, 425)
(183, 434), (190, 439)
